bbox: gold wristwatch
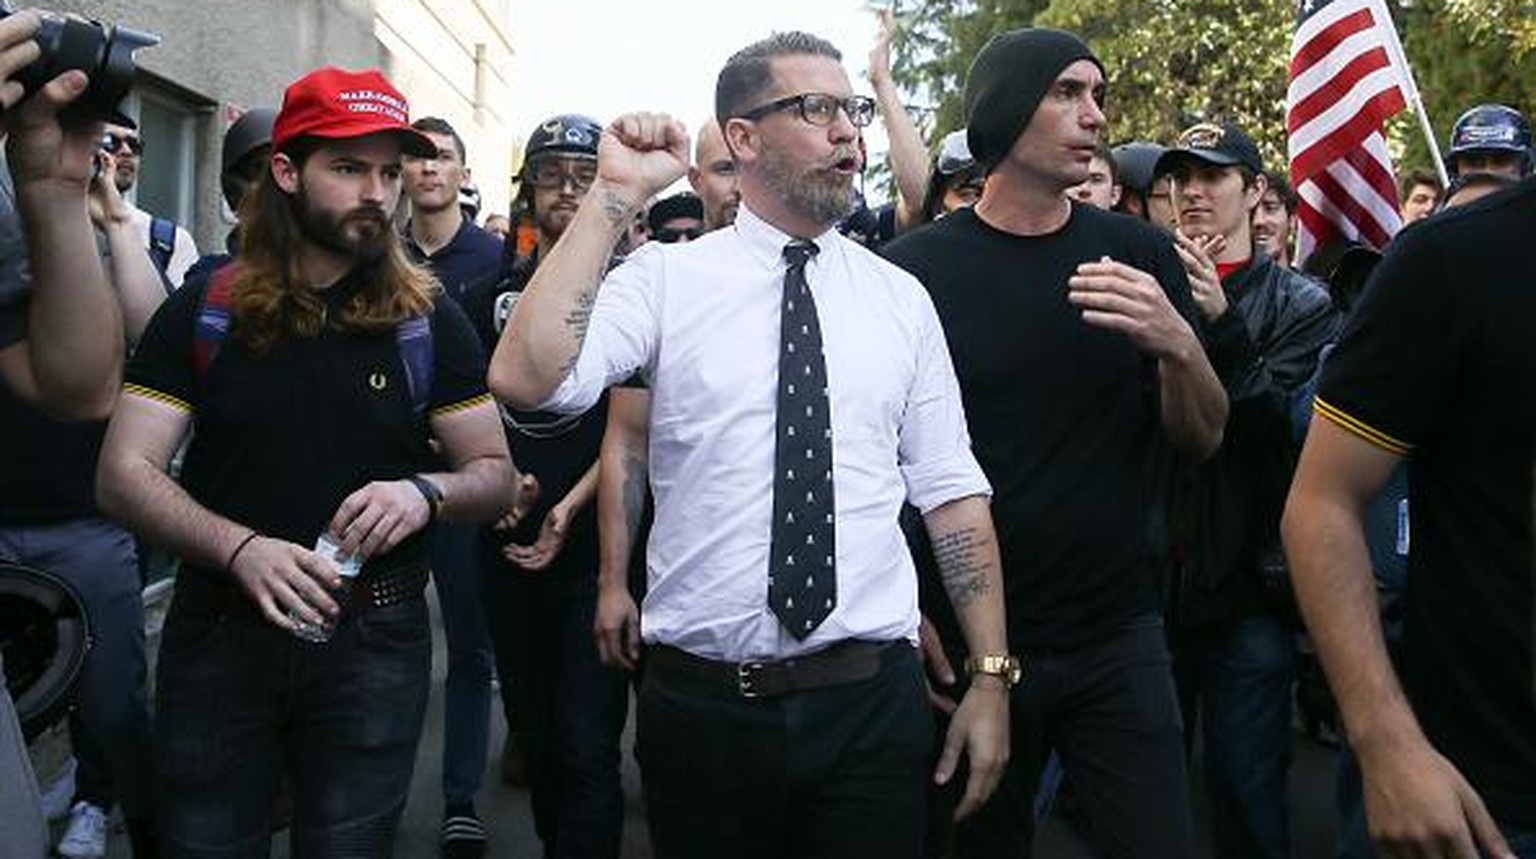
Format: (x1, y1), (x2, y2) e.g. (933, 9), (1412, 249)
(964, 653), (1023, 688)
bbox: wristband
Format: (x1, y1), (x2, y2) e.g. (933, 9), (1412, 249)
(226, 531), (260, 572)
(406, 475), (444, 522)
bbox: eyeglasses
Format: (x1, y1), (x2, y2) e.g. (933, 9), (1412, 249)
(530, 161), (597, 192)
(101, 132), (143, 155)
(653, 225), (704, 244)
(737, 93), (876, 128)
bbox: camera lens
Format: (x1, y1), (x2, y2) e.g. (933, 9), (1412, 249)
(0, 9), (159, 126)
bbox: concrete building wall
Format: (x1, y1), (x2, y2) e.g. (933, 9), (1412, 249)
(42, 0), (517, 254)
(374, 0), (519, 221)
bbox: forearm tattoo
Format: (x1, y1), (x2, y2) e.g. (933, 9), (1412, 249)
(557, 290), (597, 376)
(621, 452), (647, 543)
(600, 187), (632, 228)
(930, 526), (994, 609)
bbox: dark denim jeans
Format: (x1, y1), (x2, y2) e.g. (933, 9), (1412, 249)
(156, 586), (430, 859)
(479, 536), (629, 859)
(1175, 614), (1296, 859)
(430, 522), (494, 808)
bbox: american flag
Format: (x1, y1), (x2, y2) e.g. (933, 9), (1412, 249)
(1287, 0), (1413, 265)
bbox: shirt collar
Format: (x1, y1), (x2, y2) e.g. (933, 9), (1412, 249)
(732, 202), (841, 271)
(405, 214), (473, 261)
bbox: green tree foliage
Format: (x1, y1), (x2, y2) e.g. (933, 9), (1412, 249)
(892, 0), (1049, 136)
(890, 0), (1536, 180)
(1037, 0), (1292, 167)
(1396, 0), (1536, 172)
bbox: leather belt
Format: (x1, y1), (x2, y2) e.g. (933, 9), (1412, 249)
(346, 565), (429, 611)
(179, 563), (428, 622)
(648, 640), (900, 699)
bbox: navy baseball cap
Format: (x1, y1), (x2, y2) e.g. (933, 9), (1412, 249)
(1155, 122), (1265, 177)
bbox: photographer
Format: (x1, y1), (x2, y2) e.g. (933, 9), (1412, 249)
(0, 8), (124, 418)
(0, 9), (156, 859)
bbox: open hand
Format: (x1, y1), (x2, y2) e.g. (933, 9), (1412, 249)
(503, 503), (571, 572)
(1359, 738), (1514, 859)
(933, 679), (1010, 821)
(1069, 256), (1200, 361)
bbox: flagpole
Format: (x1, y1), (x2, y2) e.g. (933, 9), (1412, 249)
(1368, 0), (1450, 188)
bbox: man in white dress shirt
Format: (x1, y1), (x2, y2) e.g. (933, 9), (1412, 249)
(490, 31), (1013, 858)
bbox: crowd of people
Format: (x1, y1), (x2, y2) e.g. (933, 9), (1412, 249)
(0, 5), (1533, 859)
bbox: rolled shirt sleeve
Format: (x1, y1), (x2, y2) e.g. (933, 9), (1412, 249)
(898, 284), (991, 513)
(539, 250), (661, 415)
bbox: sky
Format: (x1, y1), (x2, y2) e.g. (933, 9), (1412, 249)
(507, 0), (898, 200)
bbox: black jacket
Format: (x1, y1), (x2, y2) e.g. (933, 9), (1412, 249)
(1171, 252), (1339, 629)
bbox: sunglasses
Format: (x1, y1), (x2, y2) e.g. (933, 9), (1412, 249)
(653, 225), (704, 244)
(101, 132), (144, 155)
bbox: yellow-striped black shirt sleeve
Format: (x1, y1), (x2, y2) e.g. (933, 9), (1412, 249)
(1313, 396), (1412, 456)
(430, 392), (493, 418)
(122, 383), (193, 414)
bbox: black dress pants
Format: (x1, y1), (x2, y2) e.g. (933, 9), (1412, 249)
(930, 617), (1196, 859)
(637, 640), (933, 859)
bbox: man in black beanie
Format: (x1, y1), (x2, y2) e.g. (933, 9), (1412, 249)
(885, 27), (1226, 859)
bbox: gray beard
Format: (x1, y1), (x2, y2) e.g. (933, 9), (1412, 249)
(759, 147), (856, 228)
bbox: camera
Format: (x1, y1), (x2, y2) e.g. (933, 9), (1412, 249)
(0, 2), (158, 127)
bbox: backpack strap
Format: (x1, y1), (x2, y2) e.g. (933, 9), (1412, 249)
(148, 217), (177, 277)
(191, 261), (433, 418)
(395, 314), (433, 418)
(192, 262), (240, 386)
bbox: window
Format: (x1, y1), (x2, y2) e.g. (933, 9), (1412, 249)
(130, 88), (199, 229)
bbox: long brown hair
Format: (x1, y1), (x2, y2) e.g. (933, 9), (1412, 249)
(229, 137), (437, 354)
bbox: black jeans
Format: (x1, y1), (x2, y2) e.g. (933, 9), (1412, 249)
(155, 587), (430, 858)
(637, 641), (933, 859)
(479, 537), (630, 859)
(935, 617), (1195, 859)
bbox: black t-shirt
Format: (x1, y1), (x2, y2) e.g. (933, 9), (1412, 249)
(884, 204), (1196, 653)
(1316, 177), (1536, 828)
(0, 385), (106, 523)
(125, 265), (490, 583)
(460, 255), (606, 576)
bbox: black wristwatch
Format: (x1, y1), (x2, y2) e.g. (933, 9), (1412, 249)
(406, 475), (444, 522)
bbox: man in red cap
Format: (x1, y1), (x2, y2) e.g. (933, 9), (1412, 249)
(96, 67), (520, 856)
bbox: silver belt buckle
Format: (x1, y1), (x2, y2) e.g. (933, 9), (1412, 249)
(737, 661), (767, 698)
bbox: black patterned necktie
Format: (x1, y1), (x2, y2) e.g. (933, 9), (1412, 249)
(769, 240), (836, 640)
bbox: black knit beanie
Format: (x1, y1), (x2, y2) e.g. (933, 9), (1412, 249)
(964, 28), (1103, 173)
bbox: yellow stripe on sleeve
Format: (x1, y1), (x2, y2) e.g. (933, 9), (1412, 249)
(430, 392), (494, 418)
(122, 383), (193, 414)
(1313, 397), (1412, 456)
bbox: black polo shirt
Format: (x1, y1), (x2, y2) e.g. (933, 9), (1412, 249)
(405, 215), (504, 305)
(124, 264), (491, 581)
(1315, 178), (1536, 828)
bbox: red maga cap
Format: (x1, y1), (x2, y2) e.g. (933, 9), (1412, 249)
(271, 67), (436, 157)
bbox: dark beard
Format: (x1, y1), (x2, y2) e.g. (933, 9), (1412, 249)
(758, 146), (856, 227)
(292, 189), (392, 263)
